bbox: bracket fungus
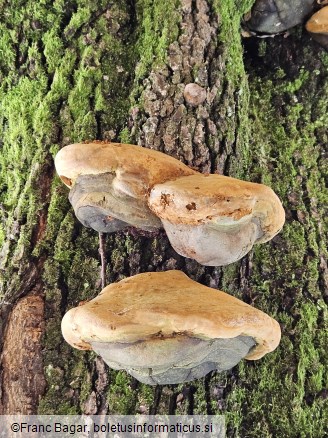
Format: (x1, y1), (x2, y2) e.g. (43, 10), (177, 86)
(306, 6), (328, 49)
(244, 0), (315, 34)
(62, 271), (281, 385)
(148, 174), (285, 266)
(54, 141), (196, 232)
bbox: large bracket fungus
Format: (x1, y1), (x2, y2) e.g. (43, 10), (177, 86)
(54, 141), (196, 232)
(56, 142), (284, 265)
(61, 271), (281, 385)
(148, 174), (285, 266)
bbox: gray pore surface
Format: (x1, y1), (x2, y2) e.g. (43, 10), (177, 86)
(160, 218), (263, 266)
(69, 173), (161, 232)
(91, 335), (256, 385)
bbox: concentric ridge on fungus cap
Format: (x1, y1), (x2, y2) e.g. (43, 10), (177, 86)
(61, 271), (281, 384)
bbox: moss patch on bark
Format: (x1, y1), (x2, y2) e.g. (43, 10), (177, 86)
(222, 34), (328, 437)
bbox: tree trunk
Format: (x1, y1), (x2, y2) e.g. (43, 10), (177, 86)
(0, 0), (327, 436)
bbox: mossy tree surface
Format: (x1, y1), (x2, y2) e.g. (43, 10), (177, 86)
(0, 0), (327, 436)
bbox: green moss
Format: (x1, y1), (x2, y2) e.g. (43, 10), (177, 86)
(137, 384), (155, 411)
(67, 251), (100, 302)
(215, 0), (255, 86)
(296, 303), (326, 394)
(284, 69), (310, 94)
(222, 41), (328, 436)
(210, 0), (256, 178)
(53, 213), (76, 271)
(43, 28), (65, 74)
(134, 0), (180, 82)
(0, 225), (5, 248)
(64, 6), (92, 39)
(38, 396), (79, 415)
(43, 318), (63, 351)
(0, 0), (141, 413)
(107, 371), (137, 413)
(192, 381), (208, 414)
(257, 40), (267, 58)
(34, 180), (70, 257)
(38, 362), (79, 415)
(119, 127), (131, 144)
(76, 360), (94, 406)
(221, 262), (242, 298)
(0, 24), (16, 71)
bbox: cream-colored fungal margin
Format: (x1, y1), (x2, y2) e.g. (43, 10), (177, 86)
(62, 270), (281, 361)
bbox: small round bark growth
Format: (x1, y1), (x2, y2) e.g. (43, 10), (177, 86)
(183, 83), (207, 106)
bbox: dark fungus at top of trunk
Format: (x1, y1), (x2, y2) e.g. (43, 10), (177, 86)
(244, 0), (316, 34)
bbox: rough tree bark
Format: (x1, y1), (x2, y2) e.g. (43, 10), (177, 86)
(0, 0), (327, 436)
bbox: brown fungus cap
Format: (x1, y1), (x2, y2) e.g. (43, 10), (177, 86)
(62, 271), (281, 385)
(55, 141), (196, 189)
(306, 6), (328, 50)
(54, 142), (196, 231)
(148, 174), (285, 265)
(306, 6), (328, 34)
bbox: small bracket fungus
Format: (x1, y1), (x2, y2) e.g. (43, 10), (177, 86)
(61, 271), (281, 385)
(306, 6), (328, 49)
(148, 174), (285, 266)
(54, 141), (196, 232)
